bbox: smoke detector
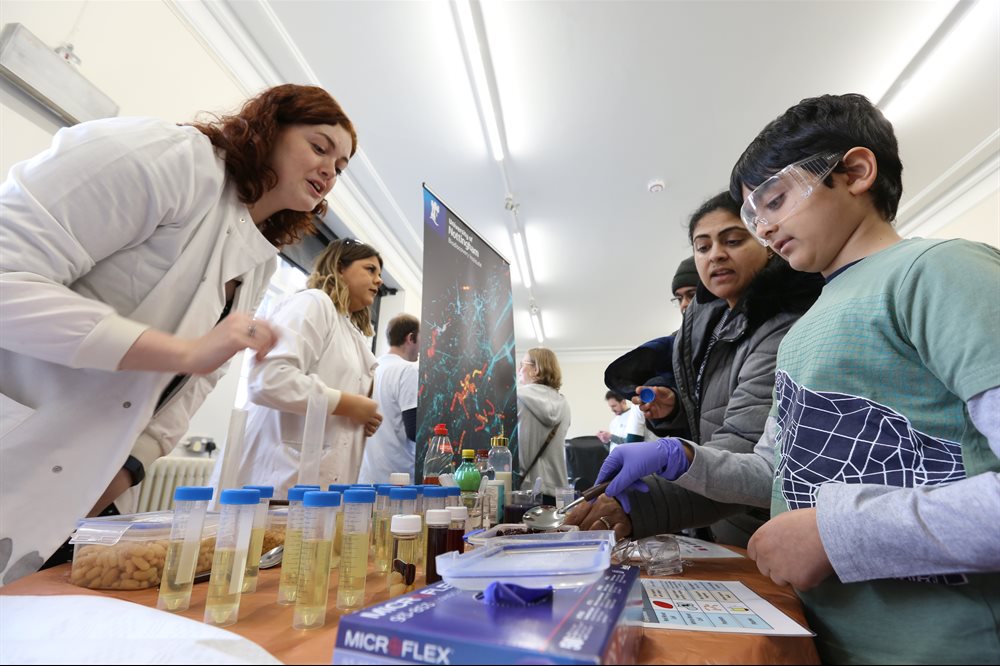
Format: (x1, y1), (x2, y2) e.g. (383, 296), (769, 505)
(647, 179), (666, 194)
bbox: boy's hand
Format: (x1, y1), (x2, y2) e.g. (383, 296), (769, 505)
(747, 508), (835, 590)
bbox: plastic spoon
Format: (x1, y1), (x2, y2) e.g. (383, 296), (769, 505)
(521, 482), (611, 531)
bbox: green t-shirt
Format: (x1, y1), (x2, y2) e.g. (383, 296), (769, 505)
(770, 238), (1000, 664)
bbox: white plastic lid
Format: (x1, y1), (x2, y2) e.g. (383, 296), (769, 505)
(390, 514), (422, 534)
(447, 506), (468, 521)
(486, 479), (505, 487)
(389, 472), (411, 485)
(425, 509), (451, 526)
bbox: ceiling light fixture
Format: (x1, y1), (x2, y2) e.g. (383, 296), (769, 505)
(529, 302), (544, 343)
(453, 0), (504, 161)
(512, 230), (533, 290)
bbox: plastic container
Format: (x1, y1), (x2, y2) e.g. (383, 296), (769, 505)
(278, 486), (311, 605)
(423, 424), (454, 484)
(487, 430), (513, 498)
(204, 488), (260, 627)
(336, 488), (376, 610)
(294, 491), (341, 630)
(156, 486), (213, 611)
(69, 510), (219, 591)
(387, 514), (421, 598)
(465, 523), (580, 547)
(435, 531), (615, 590)
(240, 485), (274, 593)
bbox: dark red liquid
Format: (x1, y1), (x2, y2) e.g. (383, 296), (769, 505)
(423, 476), (439, 485)
(504, 503), (535, 525)
(425, 525), (449, 584)
(446, 528), (465, 555)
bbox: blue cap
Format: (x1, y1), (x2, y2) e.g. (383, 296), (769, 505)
(351, 483), (375, 488)
(405, 485), (425, 495)
(174, 486), (213, 502)
(303, 491), (341, 508)
(294, 484), (321, 490)
(287, 487), (312, 502)
(389, 487), (418, 501)
(445, 486), (461, 497)
(242, 485), (274, 499)
(220, 488), (260, 505)
(424, 486), (449, 498)
(376, 485), (393, 496)
(328, 484), (351, 493)
(344, 489), (376, 504)
(639, 388), (655, 404)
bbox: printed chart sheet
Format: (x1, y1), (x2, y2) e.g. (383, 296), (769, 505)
(641, 579), (813, 636)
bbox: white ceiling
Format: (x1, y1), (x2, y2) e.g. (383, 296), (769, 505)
(216, 0), (999, 354)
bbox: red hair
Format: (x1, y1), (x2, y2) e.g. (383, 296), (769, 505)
(193, 84), (357, 247)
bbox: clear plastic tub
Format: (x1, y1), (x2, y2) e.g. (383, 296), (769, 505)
(68, 508), (287, 591)
(465, 522), (579, 547)
(436, 530), (614, 590)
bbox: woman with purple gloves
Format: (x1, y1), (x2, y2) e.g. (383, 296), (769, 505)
(566, 192), (822, 546)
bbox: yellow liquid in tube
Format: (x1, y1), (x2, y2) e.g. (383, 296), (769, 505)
(373, 512), (390, 574)
(336, 532), (370, 610)
(277, 527), (303, 605)
(329, 511), (344, 570)
(241, 526), (265, 593)
(293, 539), (333, 630)
(157, 539), (198, 611)
(204, 549), (243, 626)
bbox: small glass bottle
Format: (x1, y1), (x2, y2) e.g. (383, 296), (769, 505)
(157, 486), (213, 612)
(421, 486), (448, 574)
(240, 484), (273, 593)
(327, 484), (351, 570)
(204, 488), (259, 627)
(488, 429), (513, 499)
(475, 449), (491, 476)
(372, 485), (393, 575)
(293, 490), (340, 630)
(446, 505), (468, 555)
(424, 509), (451, 585)
(387, 514), (421, 598)
(336, 488), (376, 610)
(484, 479), (506, 529)
(277, 486), (309, 605)
(422, 423), (454, 484)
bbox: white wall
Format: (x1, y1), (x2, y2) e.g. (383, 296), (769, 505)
(556, 352), (625, 440)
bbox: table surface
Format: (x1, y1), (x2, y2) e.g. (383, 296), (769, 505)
(0, 546), (819, 665)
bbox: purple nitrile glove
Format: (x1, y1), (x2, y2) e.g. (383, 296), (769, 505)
(596, 438), (690, 509)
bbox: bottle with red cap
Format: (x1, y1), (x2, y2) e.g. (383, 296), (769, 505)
(422, 423), (455, 484)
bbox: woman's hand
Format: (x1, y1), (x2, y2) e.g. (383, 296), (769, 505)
(335, 393), (380, 424)
(564, 493), (632, 541)
(633, 385), (677, 420)
(364, 412), (384, 437)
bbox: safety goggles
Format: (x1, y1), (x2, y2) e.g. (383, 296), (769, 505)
(740, 151), (844, 244)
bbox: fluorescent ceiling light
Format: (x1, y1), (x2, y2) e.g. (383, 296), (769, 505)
(454, 0), (504, 161)
(529, 306), (545, 343)
(512, 231), (532, 290)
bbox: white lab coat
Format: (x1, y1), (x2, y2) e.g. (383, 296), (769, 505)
(229, 289), (377, 497)
(0, 118), (276, 585)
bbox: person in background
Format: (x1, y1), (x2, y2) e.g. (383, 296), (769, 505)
(357, 314), (420, 484)
(516, 347), (572, 505)
(670, 256), (699, 315)
(0, 84), (356, 585)
(596, 391), (645, 451)
(228, 239), (383, 497)
(568, 191), (822, 546)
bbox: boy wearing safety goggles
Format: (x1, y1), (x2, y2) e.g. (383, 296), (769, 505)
(592, 94), (999, 664)
(734, 93), (1000, 664)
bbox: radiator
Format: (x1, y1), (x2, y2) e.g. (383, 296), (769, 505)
(136, 457), (217, 513)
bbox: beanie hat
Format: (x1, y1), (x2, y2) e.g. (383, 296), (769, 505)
(671, 257), (698, 294)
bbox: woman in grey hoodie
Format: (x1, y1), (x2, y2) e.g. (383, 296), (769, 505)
(516, 347), (572, 502)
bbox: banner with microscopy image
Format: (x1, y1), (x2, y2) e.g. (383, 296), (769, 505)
(415, 185), (517, 483)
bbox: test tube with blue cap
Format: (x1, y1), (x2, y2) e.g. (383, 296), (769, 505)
(293, 490), (341, 630)
(156, 486), (213, 612)
(241, 484), (273, 593)
(204, 488), (260, 627)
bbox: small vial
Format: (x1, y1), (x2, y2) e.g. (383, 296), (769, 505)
(444, 485), (461, 508)
(204, 488), (259, 627)
(446, 505), (468, 555)
(156, 486), (213, 612)
(424, 509), (451, 585)
(385, 486), (417, 561)
(388, 514), (421, 598)
(336, 488), (376, 610)
(293, 491), (340, 630)
(389, 472), (410, 485)
(373, 485), (393, 575)
(485, 480), (506, 528)
(240, 484), (273, 593)
(328, 484), (351, 571)
(421, 486), (448, 572)
(277, 486), (310, 605)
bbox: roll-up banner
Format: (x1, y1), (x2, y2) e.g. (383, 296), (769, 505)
(415, 185), (517, 483)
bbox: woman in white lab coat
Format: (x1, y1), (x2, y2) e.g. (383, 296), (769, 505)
(232, 239), (384, 496)
(0, 84), (369, 585)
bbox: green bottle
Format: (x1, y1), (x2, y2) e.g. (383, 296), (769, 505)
(454, 449), (482, 517)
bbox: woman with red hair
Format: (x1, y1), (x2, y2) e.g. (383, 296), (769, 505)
(0, 84), (376, 584)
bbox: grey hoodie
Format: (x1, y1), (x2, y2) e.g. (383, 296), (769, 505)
(516, 383), (571, 496)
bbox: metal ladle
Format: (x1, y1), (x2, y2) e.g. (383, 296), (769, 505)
(521, 481), (610, 531)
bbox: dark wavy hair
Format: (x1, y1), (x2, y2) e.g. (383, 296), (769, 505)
(193, 84), (357, 247)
